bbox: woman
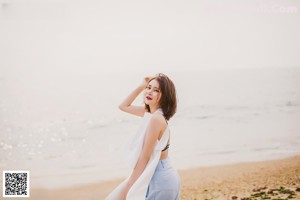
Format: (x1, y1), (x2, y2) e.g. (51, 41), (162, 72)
(106, 73), (180, 200)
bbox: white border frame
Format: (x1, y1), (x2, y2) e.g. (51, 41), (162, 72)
(3, 170), (30, 198)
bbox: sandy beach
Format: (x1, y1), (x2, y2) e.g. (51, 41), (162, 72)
(1, 1), (300, 199)
(25, 155), (300, 200)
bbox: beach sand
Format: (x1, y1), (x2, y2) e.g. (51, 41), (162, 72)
(25, 155), (300, 200)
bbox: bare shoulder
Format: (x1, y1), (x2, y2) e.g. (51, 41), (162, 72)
(149, 113), (167, 128)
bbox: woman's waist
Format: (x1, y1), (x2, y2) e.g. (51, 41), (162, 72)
(155, 157), (173, 171)
(159, 151), (168, 160)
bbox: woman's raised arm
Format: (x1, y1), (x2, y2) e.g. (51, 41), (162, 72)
(118, 76), (154, 117)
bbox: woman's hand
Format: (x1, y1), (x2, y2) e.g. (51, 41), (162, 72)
(120, 183), (131, 200)
(120, 190), (126, 200)
(140, 76), (155, 89)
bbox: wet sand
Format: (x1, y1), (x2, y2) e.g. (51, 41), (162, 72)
(26, 155), (300, 200)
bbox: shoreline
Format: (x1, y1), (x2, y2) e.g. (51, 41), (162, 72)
(25, 155), (300, 200)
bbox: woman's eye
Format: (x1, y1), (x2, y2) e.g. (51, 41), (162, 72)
(154, 90), (159, 92)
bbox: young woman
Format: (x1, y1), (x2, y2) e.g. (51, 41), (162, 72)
(106, 73), (180, 200)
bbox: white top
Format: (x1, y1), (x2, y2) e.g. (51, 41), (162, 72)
(105, 108), (170, 200)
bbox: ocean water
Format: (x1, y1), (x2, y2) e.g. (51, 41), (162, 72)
(1, 67), (300, 189)
(1, 0), (300, 189)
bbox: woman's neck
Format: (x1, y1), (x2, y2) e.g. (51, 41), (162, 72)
(149, 105), (160, 113)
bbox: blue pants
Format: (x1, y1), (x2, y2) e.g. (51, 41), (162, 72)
(145, 157), (180, 200)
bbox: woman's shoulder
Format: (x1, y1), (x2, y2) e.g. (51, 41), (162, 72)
(151, 111), (165, 119)
(149, 112), (168, 127)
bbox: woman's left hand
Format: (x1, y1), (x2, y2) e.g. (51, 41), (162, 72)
(120, 184), (130, 200)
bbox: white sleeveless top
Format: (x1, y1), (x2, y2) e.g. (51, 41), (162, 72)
(105, 108), (170, 200)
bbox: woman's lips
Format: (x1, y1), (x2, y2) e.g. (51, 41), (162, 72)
(146, 96), (152, 100)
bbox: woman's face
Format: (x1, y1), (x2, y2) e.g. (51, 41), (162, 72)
(144, 79), (161, 107)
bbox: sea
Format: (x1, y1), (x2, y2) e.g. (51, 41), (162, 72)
(1, 67), (300, 189)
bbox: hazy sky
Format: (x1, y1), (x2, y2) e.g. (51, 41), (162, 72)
(0, 0), (300, 74)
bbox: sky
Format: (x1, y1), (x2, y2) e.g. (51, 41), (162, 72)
(1, 2), (300, 190)
(0, 0), (300, 74)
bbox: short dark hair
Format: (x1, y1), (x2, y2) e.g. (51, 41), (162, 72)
(145, 73), (177, 120)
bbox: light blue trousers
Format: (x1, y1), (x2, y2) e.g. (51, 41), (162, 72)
(145, 157), (180, 200)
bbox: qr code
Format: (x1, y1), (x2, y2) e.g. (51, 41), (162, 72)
(3, 171), (30, 197)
